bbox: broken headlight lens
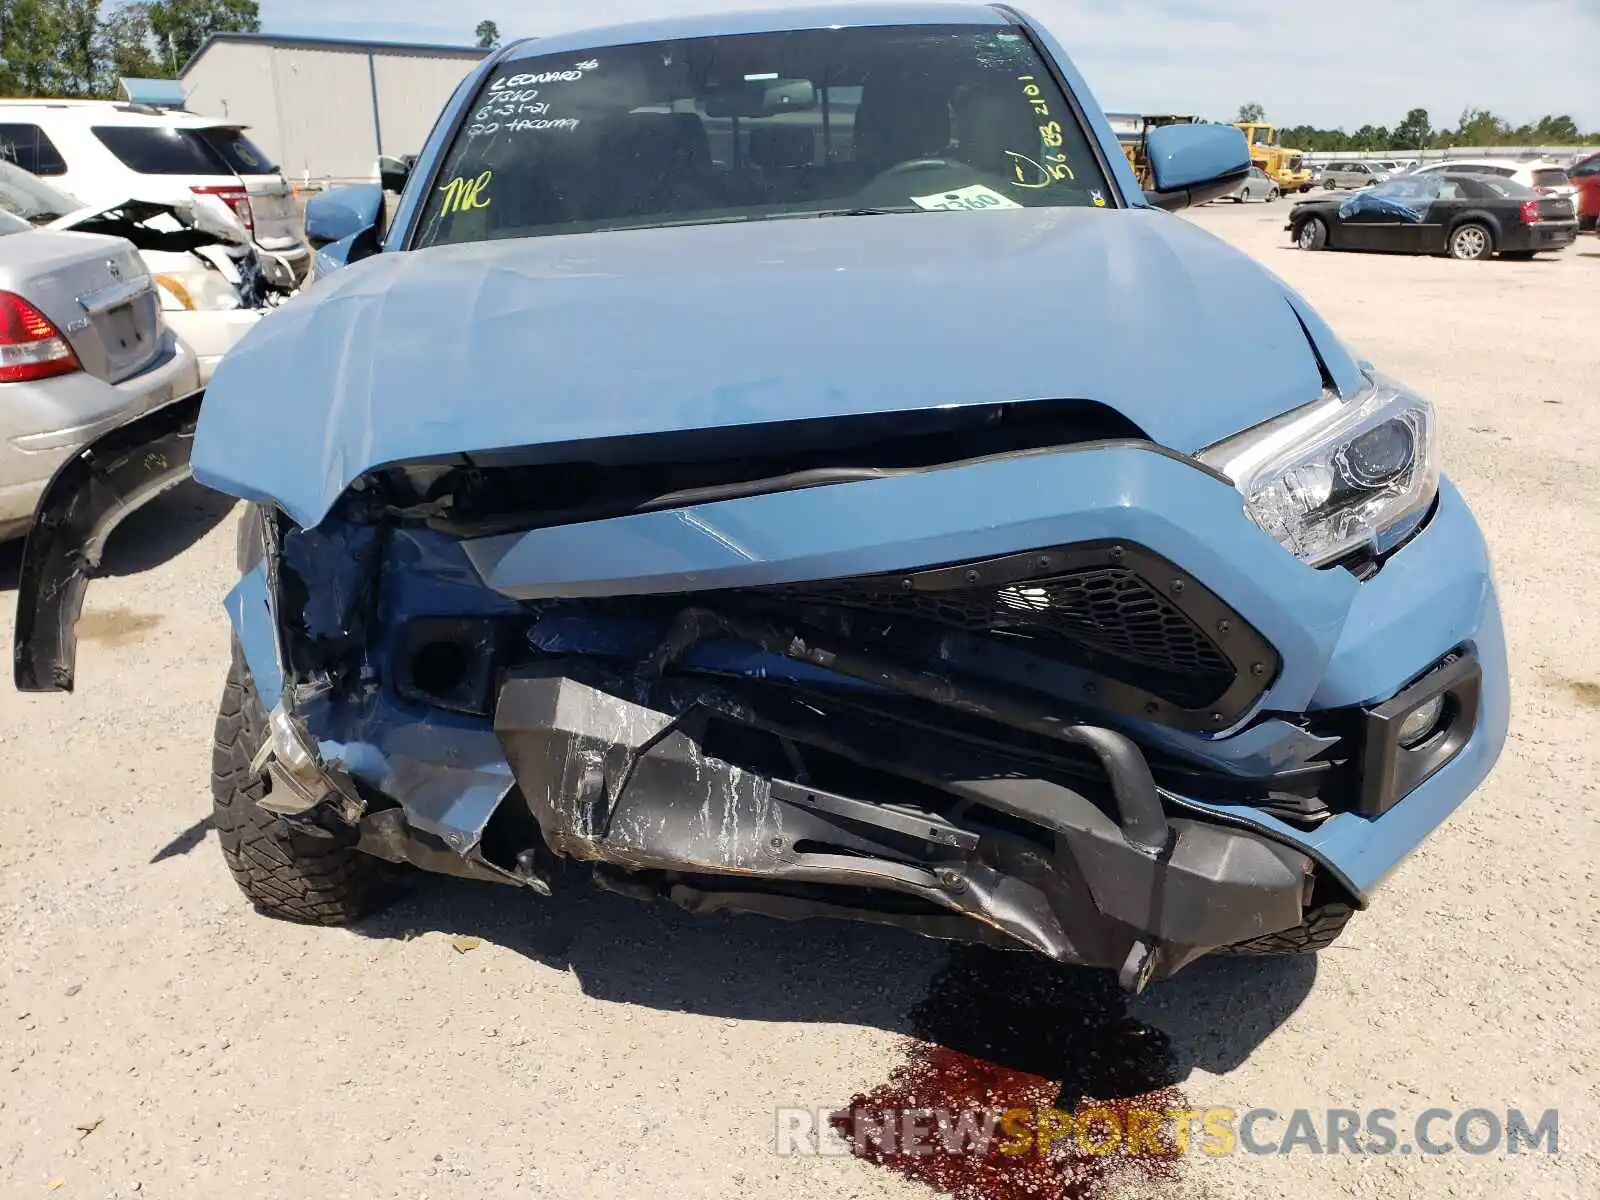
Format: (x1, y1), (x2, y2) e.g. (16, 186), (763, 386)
(153, 270), (242, 312)
(1198, 376), (1438, 567)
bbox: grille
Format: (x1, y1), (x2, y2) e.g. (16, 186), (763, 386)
(752, 544), (1255, 712)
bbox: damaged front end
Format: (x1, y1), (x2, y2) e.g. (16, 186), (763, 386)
(153, 398), (1502, 991)
(12, 387), (1505, 990)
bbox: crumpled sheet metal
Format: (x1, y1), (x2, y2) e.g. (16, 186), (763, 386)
(186, 205), (1352, 530)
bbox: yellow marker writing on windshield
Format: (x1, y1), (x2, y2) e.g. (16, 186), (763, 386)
(439, 169), (493, 216)
(1006, 151), (1074, 188)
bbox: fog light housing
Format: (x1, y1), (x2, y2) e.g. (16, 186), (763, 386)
(1357, 649), (1481, 817)
(395, 617), (513, 715)
(1395, 693), (1446, 747)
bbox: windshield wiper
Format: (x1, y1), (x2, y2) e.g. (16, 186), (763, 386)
(762, 206), (923, 221)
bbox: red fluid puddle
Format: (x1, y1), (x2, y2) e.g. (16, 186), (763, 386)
(833, 946), (1187, 1200)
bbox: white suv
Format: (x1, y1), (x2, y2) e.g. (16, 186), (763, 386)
(0, 101), (309, 278)
(1411, 157), (1579, 214)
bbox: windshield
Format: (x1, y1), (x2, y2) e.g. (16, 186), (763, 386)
(0, 159), (81, 221)
(413, 23), (1115, 248)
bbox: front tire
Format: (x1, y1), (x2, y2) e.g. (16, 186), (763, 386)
(1449, 222), (1493, 261)
(1216, 903), (1354, 956)
(1296, 217), (1328, 250)
(212, 646), (396, 925)
(1268, 188), (1280, 201)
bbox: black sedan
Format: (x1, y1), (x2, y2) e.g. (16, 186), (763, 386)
(1287, 172), (1578, 260)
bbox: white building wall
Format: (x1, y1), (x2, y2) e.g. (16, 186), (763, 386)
(181, 40), (288, 165)
(371, 51), (480, 160)
(182, 39), (485, 186)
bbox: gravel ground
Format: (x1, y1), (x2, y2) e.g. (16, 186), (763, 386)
(1, 205), (1597, 1200)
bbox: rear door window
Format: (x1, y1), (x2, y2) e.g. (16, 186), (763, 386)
(90, 126), (233, 176)
(0, 123), (68, 176)
(1468, 177), (1531, 199)
(193, 128), (279, 176)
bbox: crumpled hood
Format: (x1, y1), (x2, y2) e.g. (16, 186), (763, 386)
(193, 206), (1357, 528)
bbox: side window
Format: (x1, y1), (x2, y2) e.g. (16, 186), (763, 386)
(1436, 181), (1464, 201)
(0, 124), (69, 176)
(1488, 166), (1514, 177)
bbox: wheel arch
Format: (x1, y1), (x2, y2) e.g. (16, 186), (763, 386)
(1445, 208), (1504, 246)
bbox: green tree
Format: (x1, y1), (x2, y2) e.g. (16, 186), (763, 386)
(474, 18), (499, 49)
(146, 0), (257, 74)
(96, 2), (160, 88)
(1532, 114), (1580, 142)
(1236, 101), (1265, 123)
(1456, 107), (1508, 147)
(57, 0), (101, 95)
(1393, 107), (1431, 151)
(2, 0), (71, 96)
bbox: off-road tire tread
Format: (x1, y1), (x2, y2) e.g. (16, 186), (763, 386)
(1217, 903), (1354, 956)
(212, 649), (393, 925)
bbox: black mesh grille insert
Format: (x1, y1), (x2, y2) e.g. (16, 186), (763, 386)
(774, 568), (1230, 678)
(748, 543), (1265, 714)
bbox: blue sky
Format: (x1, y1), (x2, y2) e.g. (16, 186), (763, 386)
(261, 0), (1598, 131)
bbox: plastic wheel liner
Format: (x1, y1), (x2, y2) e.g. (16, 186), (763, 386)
(13, 393), (202, 694)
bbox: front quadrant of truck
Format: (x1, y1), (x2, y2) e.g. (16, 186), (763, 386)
(13, 3), (1508, 991)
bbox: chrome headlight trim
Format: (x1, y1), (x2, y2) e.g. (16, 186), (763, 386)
(1198, 375), (1439, 567)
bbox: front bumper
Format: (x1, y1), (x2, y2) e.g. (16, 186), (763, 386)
(207, 436), (1507, 980)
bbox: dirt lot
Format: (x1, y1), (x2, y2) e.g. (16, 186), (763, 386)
(2, 206), (1598, 1200)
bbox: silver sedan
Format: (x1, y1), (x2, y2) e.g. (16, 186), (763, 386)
(1225, 166), (1280, 202)
(0, 209), (199, 541)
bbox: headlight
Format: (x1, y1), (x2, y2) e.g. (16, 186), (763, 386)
(153, 270), (242, 312)
(1198, 376), (1438, 567)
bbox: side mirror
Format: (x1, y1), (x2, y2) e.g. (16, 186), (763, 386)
(304, 184), (384, 251)
(378, 154), (413, 195)
(1142, 123), (1251, 211)
(304, 184), (384, 281)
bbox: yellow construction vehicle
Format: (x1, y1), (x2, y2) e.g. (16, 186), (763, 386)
(1233, 123), (1312, 193)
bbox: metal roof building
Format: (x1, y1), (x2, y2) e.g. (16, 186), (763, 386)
(180, 33), (489, 186)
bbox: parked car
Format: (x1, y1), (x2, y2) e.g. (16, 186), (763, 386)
(0, 160), (294, 384)
(1568, 150), (1600, 231)
(1289, 172), (1578, 259)
(1318, 161), (1389, 190)
(1410, 157), (1579, 216)
(14, 3), (1507, 996)
(0, 200), (199, 542)
(1225, 165), (1279, 202)
(0, 101), (311, 281)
